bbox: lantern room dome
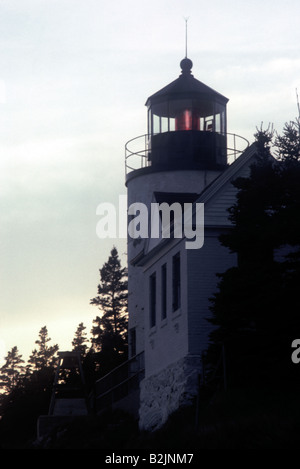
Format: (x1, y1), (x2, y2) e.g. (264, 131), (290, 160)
(145, 57), (228, 107)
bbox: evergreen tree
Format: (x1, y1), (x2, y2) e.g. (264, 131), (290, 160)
(275, 117), (300, 163)
(90, 247), (128, 376)
(28, 326), (59, 371)
(206, 121), (300, 388)
(0, 329), (59, 446)
(0, 346), (25, 394)
(72, 322), (88, 357)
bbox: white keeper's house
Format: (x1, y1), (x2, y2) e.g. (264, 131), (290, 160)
(123, 55), (257, 431)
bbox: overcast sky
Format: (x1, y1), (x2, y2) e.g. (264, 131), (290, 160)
(1, 0), (300, 364)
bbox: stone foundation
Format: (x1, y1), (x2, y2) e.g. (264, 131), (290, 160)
(139, 355), (201, 431)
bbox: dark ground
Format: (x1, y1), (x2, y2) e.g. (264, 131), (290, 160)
(20, 384), (300, 450)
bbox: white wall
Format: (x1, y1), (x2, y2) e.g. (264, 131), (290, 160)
(126, 168), (221, 360)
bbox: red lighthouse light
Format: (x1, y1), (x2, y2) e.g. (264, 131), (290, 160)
(175, 109), (200, 131)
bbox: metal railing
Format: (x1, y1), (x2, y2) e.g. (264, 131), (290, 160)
(125, 134), (152, 174)
(91, 352), (145, 413)
(125, 132), (249, 176)
(226, 133), (250, 162)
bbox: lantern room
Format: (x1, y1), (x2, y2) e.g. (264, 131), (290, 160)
(145, 57), (229, 170)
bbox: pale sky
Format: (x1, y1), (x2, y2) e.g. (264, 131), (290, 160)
(1, 0), (300, 364)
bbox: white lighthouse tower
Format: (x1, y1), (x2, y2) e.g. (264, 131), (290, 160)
(125, 56), (253, 431)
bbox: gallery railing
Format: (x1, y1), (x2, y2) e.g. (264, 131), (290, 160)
(125, 132), (249, 176)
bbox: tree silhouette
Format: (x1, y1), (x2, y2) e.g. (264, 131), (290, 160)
(206, 121), (300, 388)
(0, 346), (25, 394)
(28, 326), (59, 371)
(90, 247), (128, 376)
(72, 322), (88, 357)
(0, 328), (60, 447)
(275, 117), (300, 163)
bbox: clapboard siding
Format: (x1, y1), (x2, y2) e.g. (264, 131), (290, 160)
(187, 231), (237, 356)
(204, 166), (252, 226)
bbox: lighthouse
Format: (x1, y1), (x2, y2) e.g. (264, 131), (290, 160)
(125, 56), (253, 431)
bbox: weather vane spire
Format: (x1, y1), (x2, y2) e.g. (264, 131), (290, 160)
(184, 17), (189, 58)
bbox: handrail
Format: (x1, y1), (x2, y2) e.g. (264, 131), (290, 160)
(94, 351), (144, 387)
(91, 352), (145, 412)
(94, 371), (144, 401)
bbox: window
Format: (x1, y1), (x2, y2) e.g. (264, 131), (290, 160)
(161, 263), (167, 320)
(129, 328), (136, 357)
(172, 252), (181, 311)
(153, 114), (160, 134)
(161, 116), (169, 133)
(149, 272), (156, 328)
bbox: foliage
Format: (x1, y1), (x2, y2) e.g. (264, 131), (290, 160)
(27, 326), (59, 372)
(206, 119), (300, 387)
(0, 245), (129, 447)
(90, 246), (128, 376)
(274, 117), (300, 163)
(72, 322), (88, 357)
(0, 327), (59, 447)
(0, 347), (25, 394)
(0, 366), (55, 448)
